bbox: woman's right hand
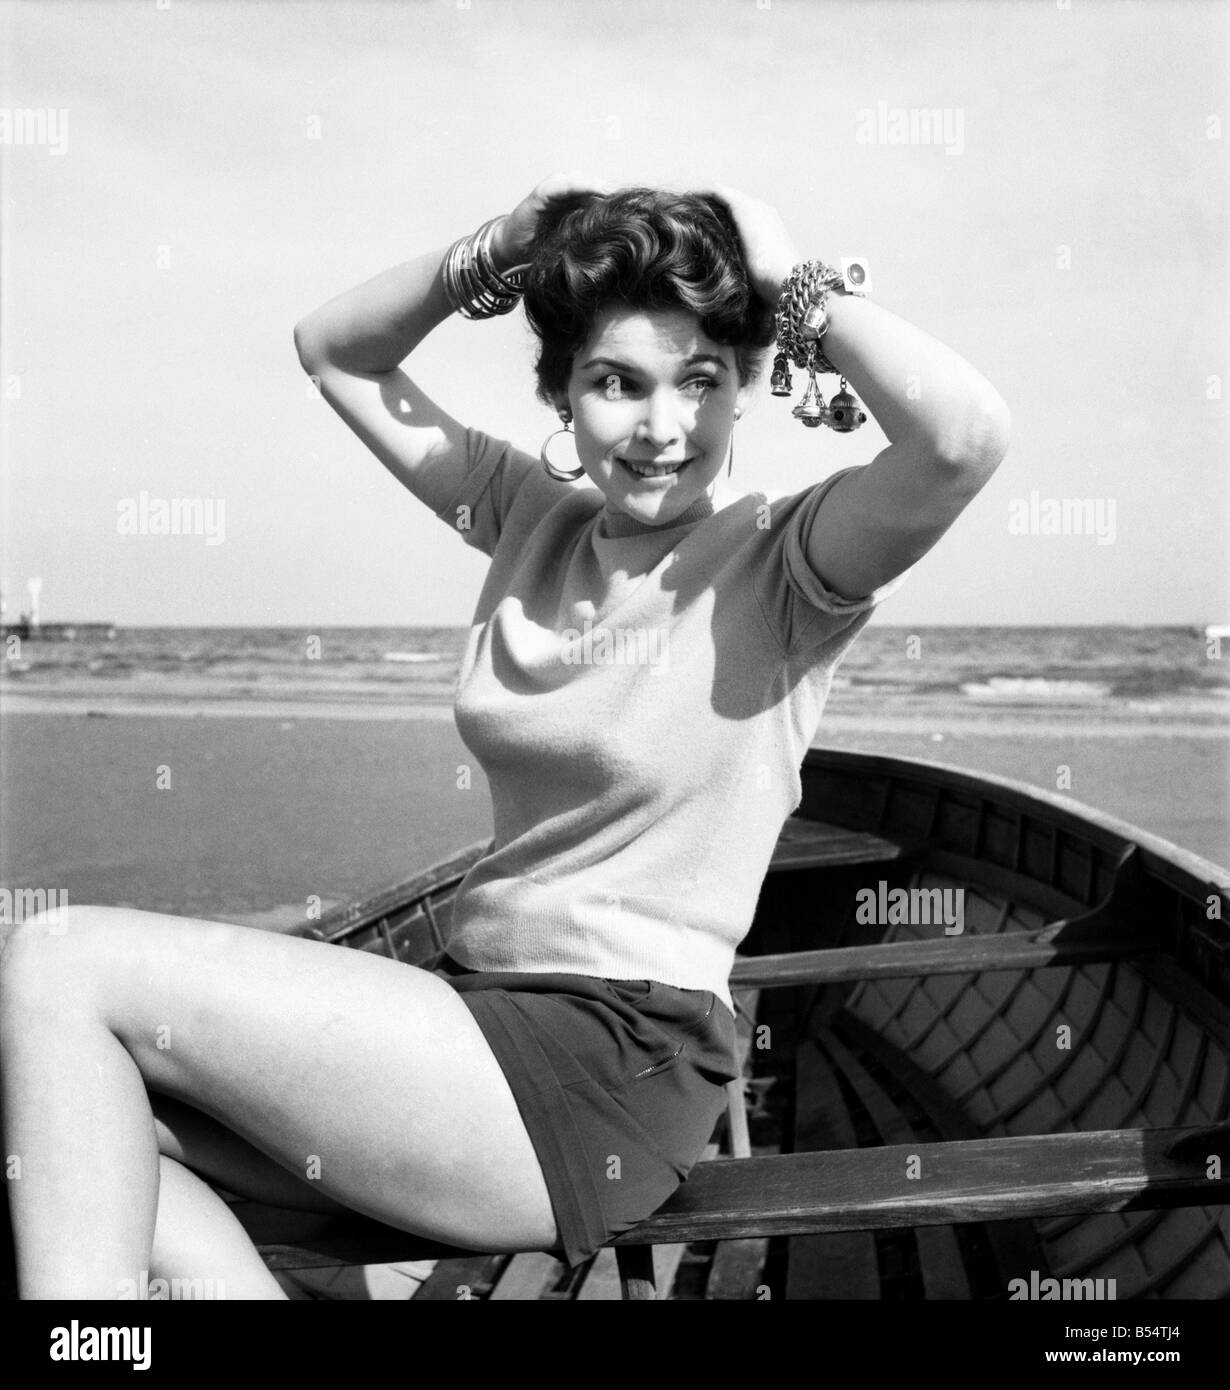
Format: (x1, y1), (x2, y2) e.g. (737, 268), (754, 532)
(491, 172), (615, 269)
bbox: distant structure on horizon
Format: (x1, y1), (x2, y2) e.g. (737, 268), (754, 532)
(0, 577), (117, 642)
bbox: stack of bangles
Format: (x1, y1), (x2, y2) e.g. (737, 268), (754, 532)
(442, 215), (530, 319)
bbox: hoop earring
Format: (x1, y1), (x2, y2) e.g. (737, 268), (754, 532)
(541, 413), (585, 481)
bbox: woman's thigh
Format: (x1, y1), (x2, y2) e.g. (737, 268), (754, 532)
(4, 906), (559, 1254)
(148, 1093), (350, 1214)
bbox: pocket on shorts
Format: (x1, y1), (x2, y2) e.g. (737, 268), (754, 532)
(647, 986), (739, 1086)
(603, 981), (720, 1084)
(603, 978), (715, 1026)
(642, 981), (719, 1034)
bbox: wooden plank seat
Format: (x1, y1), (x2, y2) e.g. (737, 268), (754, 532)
(768, 816), (912, 872)
(234, 1122), (1230, 1297)
(728, 922), (1165, 990)
(731, 843), (1169, 991)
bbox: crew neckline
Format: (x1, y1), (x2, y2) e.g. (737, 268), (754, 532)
(597, 493), (723, 539)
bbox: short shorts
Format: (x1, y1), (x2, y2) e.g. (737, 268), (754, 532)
(431, 954), (739, 1269)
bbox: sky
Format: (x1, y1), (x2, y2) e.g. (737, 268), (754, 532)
(1, 0), (1226, 627)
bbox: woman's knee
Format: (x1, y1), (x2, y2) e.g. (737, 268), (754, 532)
(0, 905), (110, 1013)
(0, 898), (70, 961)
(0, 904), (191, 1005)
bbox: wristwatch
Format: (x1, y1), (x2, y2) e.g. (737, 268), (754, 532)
(839, 257), (872, 296)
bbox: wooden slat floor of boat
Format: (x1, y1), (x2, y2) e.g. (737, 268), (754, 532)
(412, 1253), (503, 1301)
(703, 1230), (772, 1300)
(785, 985), (1046, 1301)
(808, 1031), (971, 1299)
(575, 1249), (623, 1300)
(787, 1035), (879, 1299)
(831, 1009), (1049, 1291)
(487, 1252), (564, 1301)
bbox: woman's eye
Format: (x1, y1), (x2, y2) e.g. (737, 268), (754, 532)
(594, 374), (716, 400)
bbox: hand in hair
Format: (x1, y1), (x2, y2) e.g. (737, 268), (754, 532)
(701, 184), (800, 309)
(494, 172), (615, 270)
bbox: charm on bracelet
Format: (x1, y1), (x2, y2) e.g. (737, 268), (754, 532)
(769, 353), (793, 397)
(791, 372), (826, 428)
(826, 379), (867, 432)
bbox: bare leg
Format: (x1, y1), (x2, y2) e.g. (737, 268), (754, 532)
(2, 965), (157, 1297)
(0, 906), (558, 1299)
(149, 1156), (286, 1300)
(148, 1093), (349, 1212)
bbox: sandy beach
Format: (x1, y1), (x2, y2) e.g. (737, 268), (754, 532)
(2, 699), (1225, 930)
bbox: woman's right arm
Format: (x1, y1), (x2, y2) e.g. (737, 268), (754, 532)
(293, 175), (611, 516)
(292, 246), (475, 516)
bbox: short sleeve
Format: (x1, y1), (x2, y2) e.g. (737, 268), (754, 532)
(432, 427), (579, 558)
(753, 464), (905, 659)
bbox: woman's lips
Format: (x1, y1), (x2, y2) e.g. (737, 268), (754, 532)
(618, 456), (694, 480)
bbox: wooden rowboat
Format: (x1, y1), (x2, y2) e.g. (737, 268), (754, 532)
(233, 747), (1230, 1299)
(4, 749), (1228, 1300)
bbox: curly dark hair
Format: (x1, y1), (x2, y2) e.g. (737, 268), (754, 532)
(522, 187), (776, 408)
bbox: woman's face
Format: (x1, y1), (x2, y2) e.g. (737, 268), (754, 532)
(562, 305), (748, 526)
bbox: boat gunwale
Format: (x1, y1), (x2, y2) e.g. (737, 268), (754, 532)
(802, 747), (1230, 898)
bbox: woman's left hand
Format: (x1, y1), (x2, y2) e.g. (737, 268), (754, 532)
(705, 184), (800, 309)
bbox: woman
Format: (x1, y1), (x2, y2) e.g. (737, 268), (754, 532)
(0, 175), (1009, 1298)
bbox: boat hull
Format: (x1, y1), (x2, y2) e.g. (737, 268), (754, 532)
(290, 748), (1230, 1298)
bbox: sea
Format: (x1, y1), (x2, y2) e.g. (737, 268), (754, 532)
(1, 624), (1227, 917)
(3, 624), (1228, 718)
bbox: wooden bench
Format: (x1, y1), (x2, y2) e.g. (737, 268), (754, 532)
(234, 1122), (1230, 1298)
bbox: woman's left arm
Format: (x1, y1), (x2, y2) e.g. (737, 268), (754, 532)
(807, 293), (1012, 599)
(712, 186), (1011, 600)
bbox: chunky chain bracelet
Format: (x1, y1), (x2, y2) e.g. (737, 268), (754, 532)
(774, 260), (844, 376)
(770, 258), (869, 432)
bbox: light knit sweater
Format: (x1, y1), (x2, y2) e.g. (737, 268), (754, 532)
(433, 428), (901, 1009)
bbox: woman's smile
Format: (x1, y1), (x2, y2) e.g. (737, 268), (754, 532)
(616, 454), (697, 481)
